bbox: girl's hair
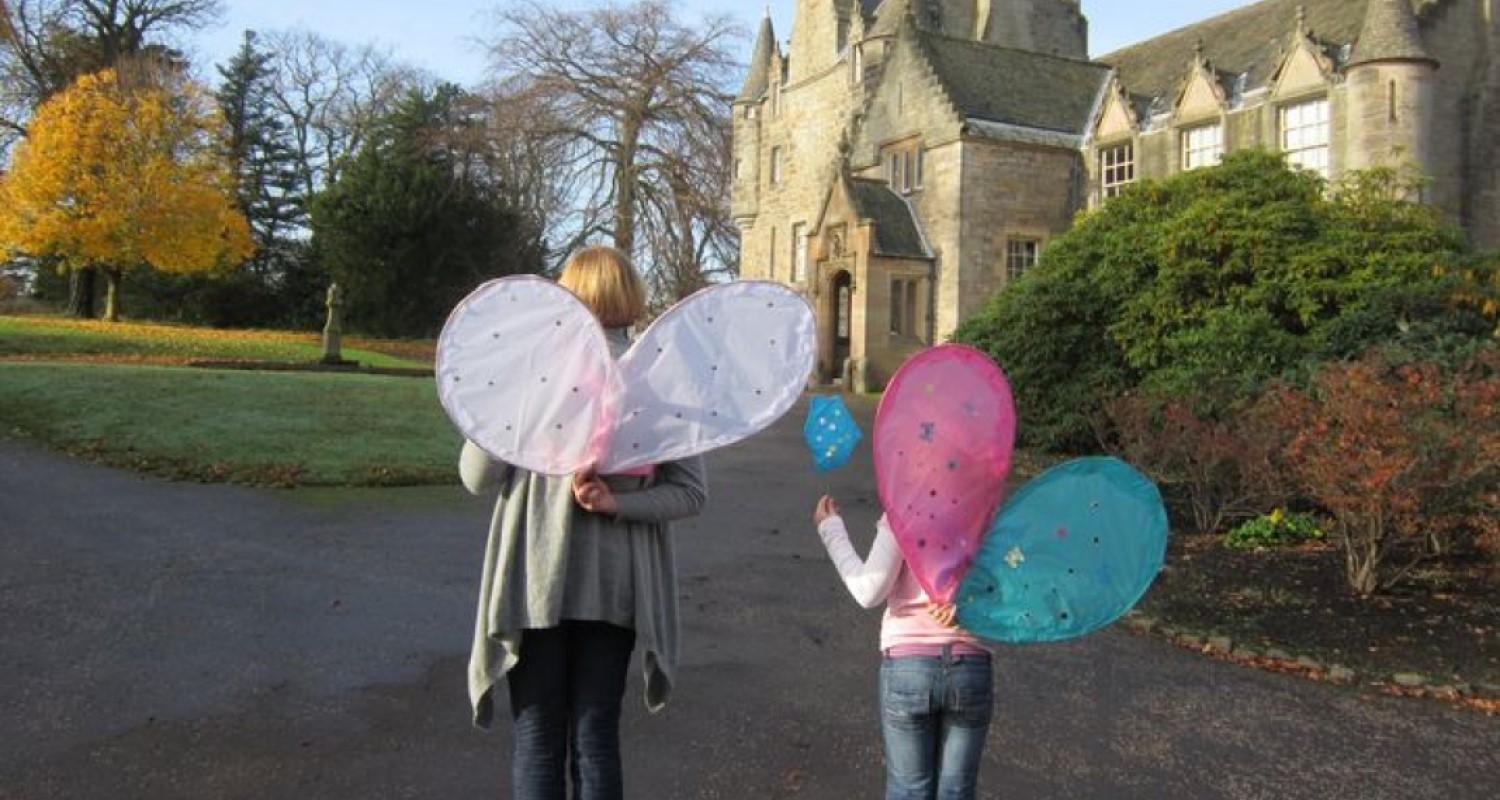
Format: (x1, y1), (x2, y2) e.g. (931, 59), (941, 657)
(557, 245), (646, 328)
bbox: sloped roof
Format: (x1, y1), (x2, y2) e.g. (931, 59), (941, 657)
(848, 178), (929, 259)
(917, 31), (1110, 135)
(1099, 0), (1441, 100)
(737, 15), (776, 103)
(1349, 0), (1434, 66)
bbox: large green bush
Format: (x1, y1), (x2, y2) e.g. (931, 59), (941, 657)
(954, 150), (1493, 450)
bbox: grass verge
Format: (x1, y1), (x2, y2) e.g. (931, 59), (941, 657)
(0, 362), (459, 487)
(0, 314), (431, 368)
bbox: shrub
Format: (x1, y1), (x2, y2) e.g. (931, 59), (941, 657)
(1105, 390), (1291, 534)
(1225, 508), (1326, 550)
(1268, 347), (1498, 595)
(952, 151), (1491, 450)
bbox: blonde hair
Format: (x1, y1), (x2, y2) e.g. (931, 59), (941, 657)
(557, 245), (646, 328)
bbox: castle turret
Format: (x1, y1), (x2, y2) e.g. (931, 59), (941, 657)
(1344, 0), (1439, 181)
(732, 14), (777, 224)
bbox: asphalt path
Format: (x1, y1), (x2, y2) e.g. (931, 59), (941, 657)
(2, 400), (1497, 799)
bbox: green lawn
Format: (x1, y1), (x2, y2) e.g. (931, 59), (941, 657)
(0, 314), (429, 368)
(0, 362), (460, 486)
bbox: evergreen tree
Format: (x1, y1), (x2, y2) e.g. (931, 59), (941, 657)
(215, 30), (304, 278)
(310, 84), (540, 337)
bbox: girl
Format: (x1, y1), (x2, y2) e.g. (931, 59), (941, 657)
(812, 494), (994, 800)
(461, 246), (708, 800)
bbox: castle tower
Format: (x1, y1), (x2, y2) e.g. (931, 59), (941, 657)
(788, 0), (846, 83)
(972, 0), (1087, 58)
(731, 13), (777, 225)
(1344, 0), (1439, 182)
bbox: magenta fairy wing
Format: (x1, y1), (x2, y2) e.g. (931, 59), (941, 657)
(874, 344), (1017, 602)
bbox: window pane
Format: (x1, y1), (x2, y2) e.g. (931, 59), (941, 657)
(1281, 98), (1330, 178)
(1101, 143), (1135, 199)
(769, 227), (777, 279)
(792, 223), (807, 283)
(890, 279), (904, 335)
(904, 280), (917, 339)
(1183, 123), (1223, 170)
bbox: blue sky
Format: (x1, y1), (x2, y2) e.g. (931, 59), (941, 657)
(197, 1), (1249, 85)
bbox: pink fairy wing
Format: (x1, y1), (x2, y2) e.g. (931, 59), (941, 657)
(435, 276), (618, 476)
(874, 344), (1017, 602)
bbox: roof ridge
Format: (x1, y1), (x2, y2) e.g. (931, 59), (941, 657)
(915, 27), (1105, 69)
(1099, 0), (1289, 63)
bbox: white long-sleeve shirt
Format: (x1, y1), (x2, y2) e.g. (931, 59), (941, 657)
(817, 514), (985, 655)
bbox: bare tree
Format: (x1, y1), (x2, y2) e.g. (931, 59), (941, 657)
(261, 29), (423, 196)
(1, 0), (218, 130)
(473, 76), (580, 268)
(638, 108), (737, 304)
(484, 0), (741, 297)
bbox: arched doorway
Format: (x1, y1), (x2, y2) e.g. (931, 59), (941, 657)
(830, 270), (852, 381)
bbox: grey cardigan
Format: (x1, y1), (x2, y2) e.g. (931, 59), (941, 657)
(460, 331), (709, 727)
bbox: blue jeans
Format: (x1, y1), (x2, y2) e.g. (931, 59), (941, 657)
(507, 621), (636, 800)
(879, 650), (994, 800)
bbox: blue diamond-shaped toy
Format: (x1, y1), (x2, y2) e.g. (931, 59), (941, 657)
(804, 395), (862, 472)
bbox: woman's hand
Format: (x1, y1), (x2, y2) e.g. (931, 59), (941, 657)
(572, 470), (619, 515)
(813, 494), (840, 526)
(927, 602), (959, 630)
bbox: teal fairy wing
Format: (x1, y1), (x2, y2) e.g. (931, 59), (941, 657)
(955, 457), (1168, 644)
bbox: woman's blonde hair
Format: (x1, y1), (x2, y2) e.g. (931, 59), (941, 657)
(557, 245), (646, 328)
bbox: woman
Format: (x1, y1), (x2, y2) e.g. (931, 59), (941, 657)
(461, 246), (708, 800)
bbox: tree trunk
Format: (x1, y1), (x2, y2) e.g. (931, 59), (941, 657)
(103, 268), (123, 322)
(67, 267), (99, 318)
(613, 118), (640, 257)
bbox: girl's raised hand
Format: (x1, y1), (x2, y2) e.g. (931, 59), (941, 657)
(927, 602), (959, 630)
(813, 495), (840, 526)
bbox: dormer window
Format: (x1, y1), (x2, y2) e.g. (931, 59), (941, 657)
(1182, 122), (1223, 170)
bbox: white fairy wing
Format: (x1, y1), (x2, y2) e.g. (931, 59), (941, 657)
(599, 281), (816, 473)
(435, 276), (617, 476)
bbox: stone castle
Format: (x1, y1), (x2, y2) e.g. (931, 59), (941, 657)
(731, 0), (1500, 390)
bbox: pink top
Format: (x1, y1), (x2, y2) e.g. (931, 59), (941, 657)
(817, 515), (986, 657)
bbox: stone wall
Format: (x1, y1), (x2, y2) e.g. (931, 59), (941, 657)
(736, 50), (866, 285)
(956, 138), (1083, 332)
(1468, 0), (1500, 247)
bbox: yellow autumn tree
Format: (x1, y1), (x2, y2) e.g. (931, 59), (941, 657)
(0, 67), (253, 321)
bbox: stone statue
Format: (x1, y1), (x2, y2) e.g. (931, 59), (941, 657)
(321, 282), (345, 365)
